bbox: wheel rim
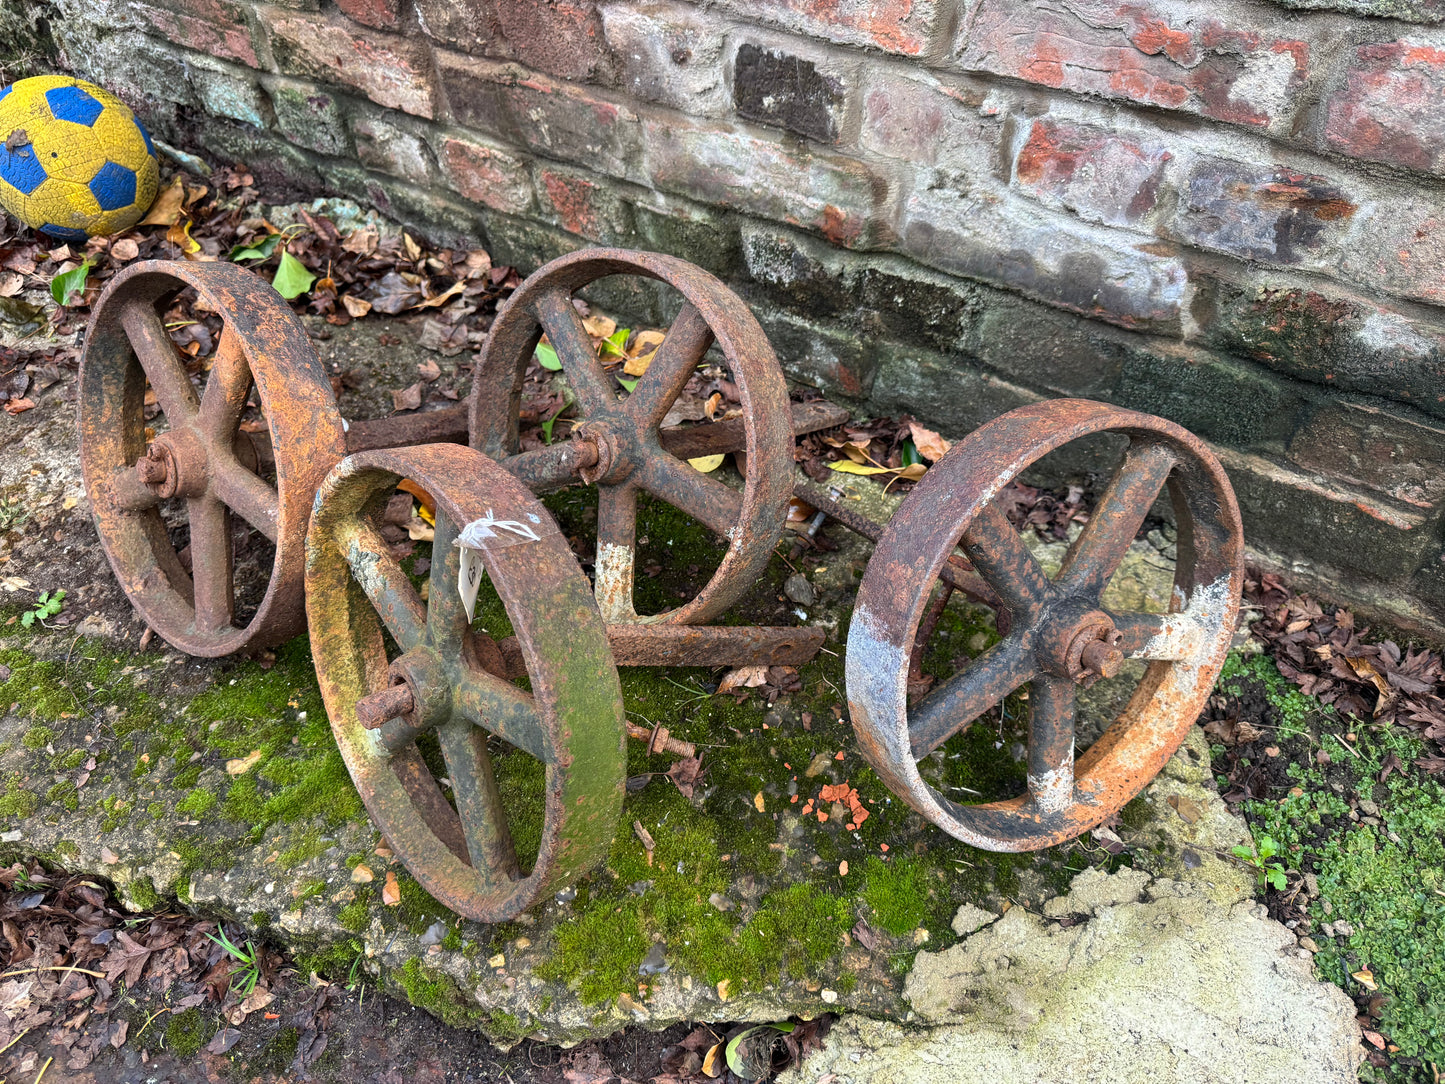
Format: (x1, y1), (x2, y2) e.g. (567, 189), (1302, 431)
(78, 260), (345, 656)
(305, 444), (626, 922)
(846, 399), (1243, 851)
(468, 248), (792, 626)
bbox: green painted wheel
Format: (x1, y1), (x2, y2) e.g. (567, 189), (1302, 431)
(305, 444), (626, 921)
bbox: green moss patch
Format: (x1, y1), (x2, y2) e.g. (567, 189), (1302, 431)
(1215, 654), (1445, 1077)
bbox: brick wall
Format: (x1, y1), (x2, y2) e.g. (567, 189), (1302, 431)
(15, 0), (1445, 634)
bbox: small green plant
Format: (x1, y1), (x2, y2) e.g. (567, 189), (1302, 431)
(1232, 833), (1287, 891)
(21, 589), (65, 628)
(206, 924), (262, 996)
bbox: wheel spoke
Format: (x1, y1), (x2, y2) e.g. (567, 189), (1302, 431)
(1112, 610), (1206, 662)
(197, 327), (252, 444)
(1026, 676), (1075, 814)
(533, 287), (615, 416)
(185, 495), (234, 634)
(337, 519), (427, 651)
(960, 501), (1054, 619)
(1057, 440), (1176, 602)
(121, 299), (199, 422)
(452, 669), (551, 762)
(209, 455), (280, 542)
(637, 451), (744, 539)
(625, 302), (713, 429)
(427, 512), (472, 652)
(593, 483), (637, 623)
(437, 721), (521, 881)
(909, 636), (1036, 759)
(502, 441), (587, 493)
(108, 467), (161, 512)
(387, 745), (472, 864)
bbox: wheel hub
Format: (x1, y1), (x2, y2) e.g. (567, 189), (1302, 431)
(139, 428), (209, 499)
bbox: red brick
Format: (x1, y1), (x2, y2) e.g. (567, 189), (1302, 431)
(860, 70), (1001, 166)
(1012, 118), (1170, 227)
(498, 0), (611, 82)
(1289, 401), (1445, 509)
(642, 117), (884, 247)
(955, 0), (1310, 130)
(898, 185), (1188, 333)
(260, 8), (434, 117)
(415, 0), (503, 55)
(535, 167), (628, 239)
(1166, 156), (1357, 266)
(1325, 40), (1445, 176)
(437, 135), (533, 214)
(130, 1), (260, 67)
(1339, 198), (1445, 307)
(719, 0), (940, 57)
(336, 0), (399, 30)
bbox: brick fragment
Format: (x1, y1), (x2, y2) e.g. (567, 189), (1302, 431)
(718, 0), (941, 57)
(1202, 279), (1445, 418)
(1168, 157), (1357, 266)
(1013, 118), (1169, 227)
(130, 0), (261, 67)
(644, 117), (884, 247)
(261, 8), (435, 117)
(354, 117), (433, 185)
(535, 167), (628, 240)
(732, 41), (848, 143)
(899, 185), (1187, 333)
(437, 135), (533, 215)
(1326, 40), (1445, 176)
(498, 0), (612, 82)
(1216, 446), (1436, 582)
(336, 0), (399, 30)
(598, 2), (728, 115)
(269, 81), (350, 156)
(955, 0), (1310, 130)
(1289, 402), (1445, 509)
(414, 0), (503, 54)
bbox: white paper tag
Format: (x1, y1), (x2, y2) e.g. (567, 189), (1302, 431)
(458, 546), (486, 621)
(455, 509), (547, 620)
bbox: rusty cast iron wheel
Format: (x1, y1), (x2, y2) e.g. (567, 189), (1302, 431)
(305, 444), (626, 922)
(469, 248), (792, 626)
(846, 400), (1243, 851)
(79, 260), (346, 656)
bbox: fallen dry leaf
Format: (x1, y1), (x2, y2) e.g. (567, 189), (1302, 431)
(753, 792), (765, 814)
(140, 177), (186, 226)
(839, 860), (849, 876)
(718, 666), (769, 694)
(417, 358), (442, 382)
(350, 864), (374, 883)
(1352, 966), (1377, 991)
(382, 870), (401, 906)
(110, 238), (139, 262)
(909, 421), (952, 463)
(341, 294), (372, 318)
(225, 750), (263, 775)
(391, 382), (424, 412)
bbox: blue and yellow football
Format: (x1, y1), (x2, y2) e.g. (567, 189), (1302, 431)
(0, 75), (160, 241)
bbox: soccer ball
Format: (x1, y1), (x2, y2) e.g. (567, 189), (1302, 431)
(0, 75), (160, 241)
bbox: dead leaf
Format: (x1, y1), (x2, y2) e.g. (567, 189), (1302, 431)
(753, 792), (765, 814)
(714, 979), (730, 1003)
(240, 987), (275, 1014)
(417, 358), (442, 382)
(702, 1041), (724, 1077)
(718, 666), (769, 694)
(418, 318), (468, 356)
(1166, 795), (1203, 824)
(839, 860), (849, 876)
(581, 313), (616, 339)
(688, 454), (725, 473)
(391, 383), (424, 412)
(1362, 1030), (1386, 1050)
(2, 398), (35, 415)
(107, 1018), (128, 1049)
(1352, 967), (1377, 990)
(343, 225), (378, 255)
(140, 177), (187, 227)
(382, 871), (401, 906)
(225, 750), (263, 775)
(341, 294), (372, 318)
(110, 238), (139, 262)
(909, 421), (952, 463)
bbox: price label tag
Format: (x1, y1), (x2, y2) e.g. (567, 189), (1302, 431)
(454, 508), (550, 621)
